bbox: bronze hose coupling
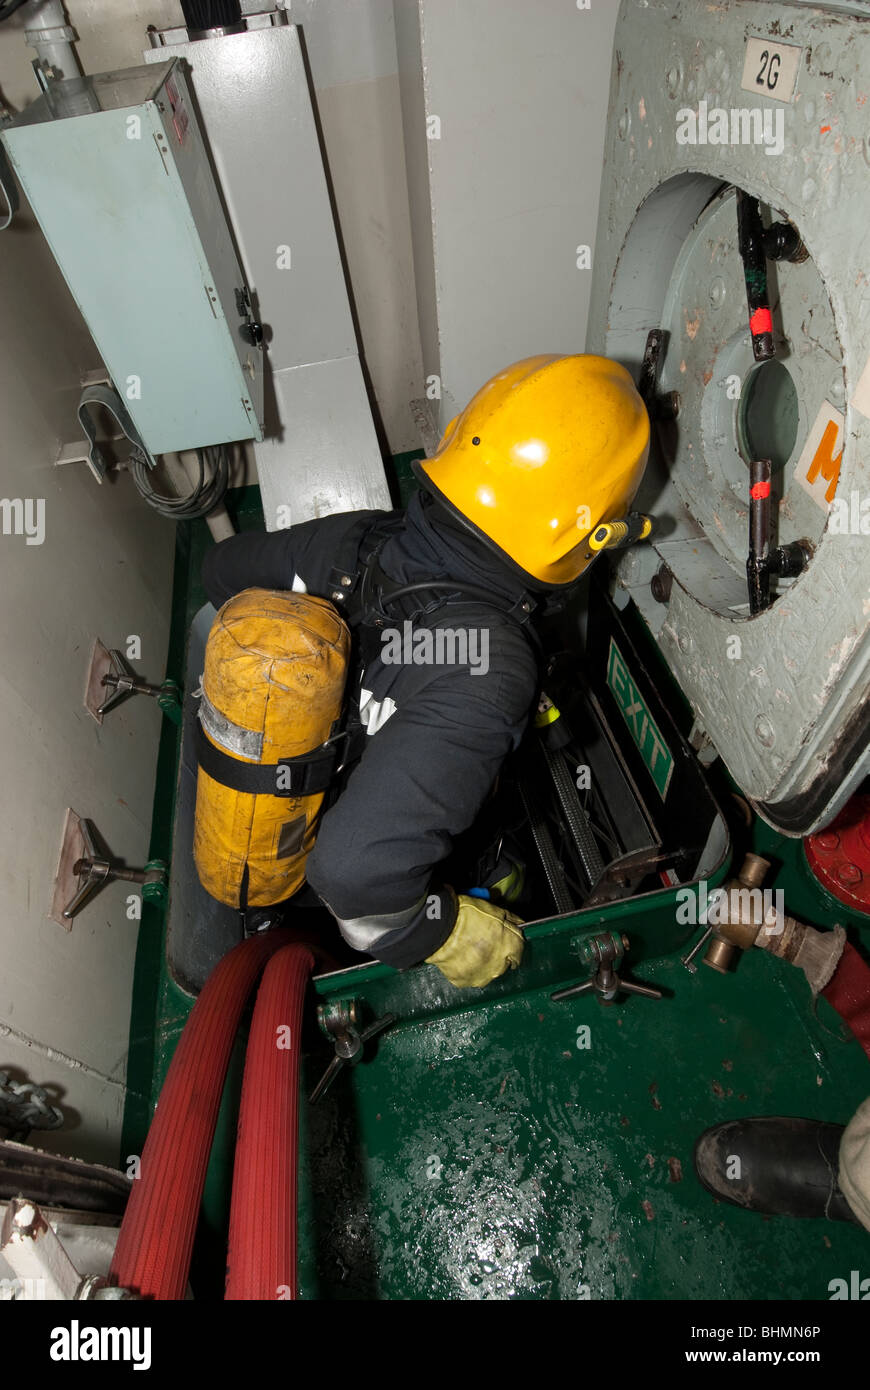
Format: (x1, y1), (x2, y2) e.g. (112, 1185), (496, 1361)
(685, 853), (845, 996)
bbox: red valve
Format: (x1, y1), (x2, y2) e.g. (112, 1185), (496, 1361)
(805, 794), (870, 916)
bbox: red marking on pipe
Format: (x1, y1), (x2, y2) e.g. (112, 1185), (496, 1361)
(820, 125), (832, 134)
(749, 481), (771, 500)
(749, 307), (773, 335)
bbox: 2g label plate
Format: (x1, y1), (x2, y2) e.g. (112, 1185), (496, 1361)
(740, 36), (803, 104)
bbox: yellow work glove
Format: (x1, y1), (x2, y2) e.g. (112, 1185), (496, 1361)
(426, 892), (525, 989)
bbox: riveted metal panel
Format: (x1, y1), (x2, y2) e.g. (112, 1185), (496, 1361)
(588, 0), (870, 835)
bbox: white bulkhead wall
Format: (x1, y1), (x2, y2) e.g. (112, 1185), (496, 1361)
(393, 0), (620, 434)
(0, 133), (174, 1160)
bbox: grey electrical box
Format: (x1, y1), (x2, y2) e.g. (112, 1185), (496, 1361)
(1, 60), (264, 455)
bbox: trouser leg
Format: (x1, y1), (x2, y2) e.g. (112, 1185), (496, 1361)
(839, 1096), (870, 1233)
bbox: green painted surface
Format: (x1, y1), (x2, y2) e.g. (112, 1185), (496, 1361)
(308, 876), (730, 1023)
(123, 470), (870, 1302)
(606, 636), (675, 799)
(298, 947), (869, 1301)
(389, 447), (425, 506)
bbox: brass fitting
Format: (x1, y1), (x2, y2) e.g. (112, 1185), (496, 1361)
(702, 853), (772, 972)
(701, 852), (845, 993)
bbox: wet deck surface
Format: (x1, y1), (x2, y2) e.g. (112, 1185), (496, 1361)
(298, 946), (869, 1300)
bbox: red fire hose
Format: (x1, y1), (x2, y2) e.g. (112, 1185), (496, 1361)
(110, 927), (309, 1300)
(822, 940), (870, 1063)
(225, 942), (314, 1299)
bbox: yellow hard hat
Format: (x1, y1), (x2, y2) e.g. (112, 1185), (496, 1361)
(412, 354), (651, 587)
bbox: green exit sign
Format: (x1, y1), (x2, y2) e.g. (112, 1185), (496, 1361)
(606, 637), (674, 800)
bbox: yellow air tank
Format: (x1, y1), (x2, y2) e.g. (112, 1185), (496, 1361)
(193, 588), (350, 909)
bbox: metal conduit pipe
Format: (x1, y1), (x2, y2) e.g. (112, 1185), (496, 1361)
(160, 449), (236, 540)
(22, 0), (81, 82)
(109, 927), (304, 1301)
(225, 942), (314, 1300)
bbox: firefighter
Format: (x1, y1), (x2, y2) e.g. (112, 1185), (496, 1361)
(201, 353), (650, 988)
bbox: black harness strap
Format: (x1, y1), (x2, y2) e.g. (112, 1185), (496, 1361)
(322, 506), (546, 633)
(325, 512), (405, 619)
(360, 555), (540, 628)
(195, 719), (339, 797)
(196, 508), (555, 802)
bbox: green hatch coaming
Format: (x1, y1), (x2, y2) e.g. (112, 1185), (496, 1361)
(311, 862), (731, 1026)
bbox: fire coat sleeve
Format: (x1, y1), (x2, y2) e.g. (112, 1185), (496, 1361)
(200, 510), (391, 609)
(305, 621), (539, 969)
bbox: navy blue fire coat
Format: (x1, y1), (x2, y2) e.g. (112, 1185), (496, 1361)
(202, 489), (540, 967)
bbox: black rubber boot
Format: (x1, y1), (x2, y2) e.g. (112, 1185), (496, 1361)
(694, 1116), (859, 1223)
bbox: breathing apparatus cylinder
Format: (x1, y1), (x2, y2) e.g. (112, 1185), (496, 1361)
(193, 588), (350, 909)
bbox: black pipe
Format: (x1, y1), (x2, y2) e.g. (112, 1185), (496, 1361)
(747, 458), (811, 614)
(747, 458), (772, 614)
(736, 190), (775, 362)
(762, 221), (808, 264)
